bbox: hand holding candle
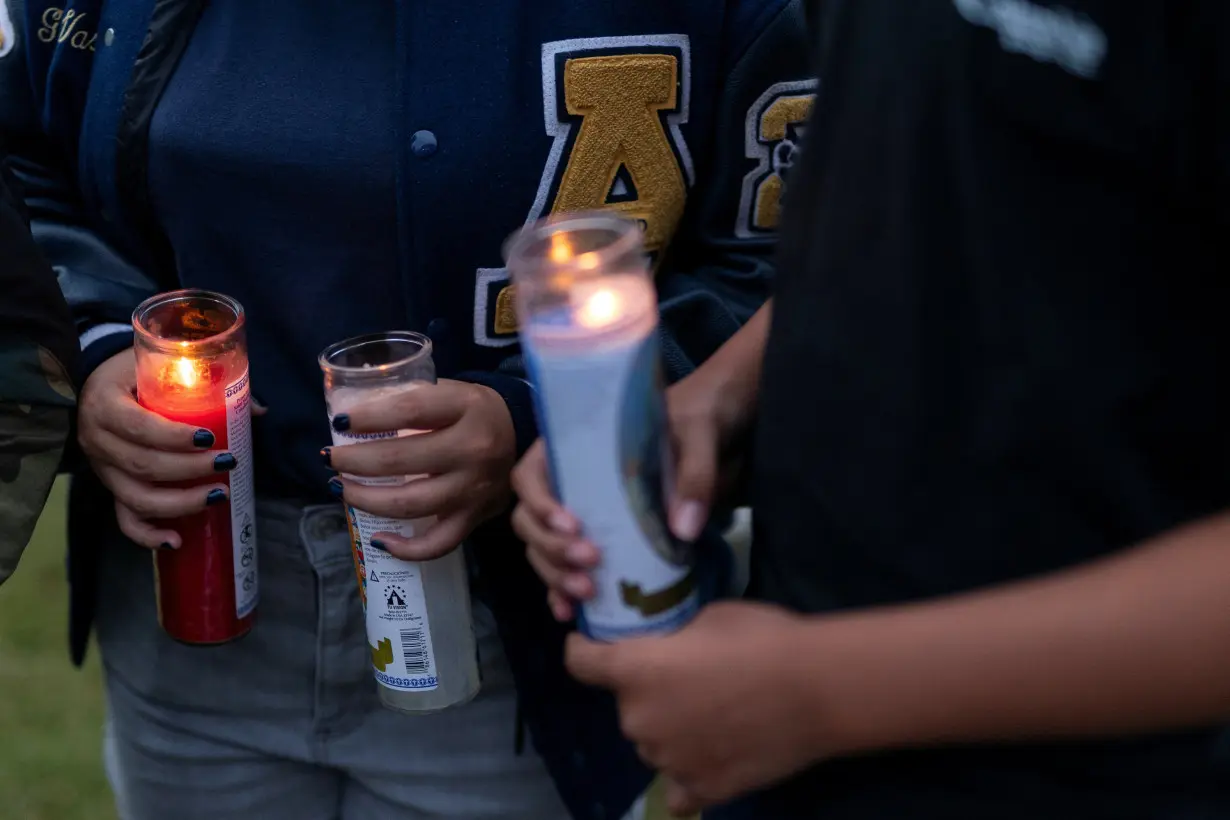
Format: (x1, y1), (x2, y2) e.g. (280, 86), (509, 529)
(78, 347), (239, 550)
(124, 289), (260, 645)
(323, 378), (516, 560)
(319, 333), (482, 714)
(506, 212), (702, 640)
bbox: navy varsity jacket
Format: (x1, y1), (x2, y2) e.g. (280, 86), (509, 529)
(0, 1), (813, 817)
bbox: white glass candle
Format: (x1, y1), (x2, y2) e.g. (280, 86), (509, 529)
(506, 213), (700, 640)
(319, 332), (480, 713)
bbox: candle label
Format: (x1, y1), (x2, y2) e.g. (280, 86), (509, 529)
(225, 370), (259, 620)
(525, 327), (700, 640)
(331, 428), (441, 694)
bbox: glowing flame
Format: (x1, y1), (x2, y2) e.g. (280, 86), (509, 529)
(549, 234), (573, 263)
(576, 288), (623, 329)
(174, 357), (200, 389)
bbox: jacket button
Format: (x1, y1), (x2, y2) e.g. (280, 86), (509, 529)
(411, 130), (439, 158)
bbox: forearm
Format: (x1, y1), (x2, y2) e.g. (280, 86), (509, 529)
(686, 300), (771, 431)
(799, 513), (1230, 757)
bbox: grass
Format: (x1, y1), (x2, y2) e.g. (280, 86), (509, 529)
(0, 478), (117, 820)
(0, 478), (686, 820)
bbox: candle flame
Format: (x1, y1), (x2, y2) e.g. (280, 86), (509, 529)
(576, 288), (624, 329)
(174, 357), (201, 389)
(549, 234), (573, 263)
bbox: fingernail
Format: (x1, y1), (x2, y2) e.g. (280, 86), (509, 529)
(159, 542), (177, 551)
(213, 453), (237, 472)
(328, 478), (344, 498)
(566, 542), (597, 565)
(331, 414), (351, 433)
(193, 429), (215, 449)
(320, 447), (332, 467)
(206, 489), (228, 507)
(370, 538), (388, 552)
(549, 510), (579, 535)
(671, 501), (705, 542)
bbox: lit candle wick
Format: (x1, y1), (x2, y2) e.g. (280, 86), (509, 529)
(550, 234), (573, 263)
(576, 288), (624, 329)
(175, 357), (201, 389)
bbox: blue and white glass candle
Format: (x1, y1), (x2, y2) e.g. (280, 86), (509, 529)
(505, 213), (699, 640)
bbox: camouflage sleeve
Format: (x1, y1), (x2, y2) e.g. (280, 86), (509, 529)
(0, 344), (74, 587)
(0, 153), (78, 587)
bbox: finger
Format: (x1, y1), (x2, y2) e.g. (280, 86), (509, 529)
(511, 502), (597, 570)
(565, 632), (626, 688)
(331, 380), (472, 437)
(250, 396), (269, 417)
(511, 441), (579, 535)
(522, 537), (597, 603)
(524, 542), (595, 607)
(669, 420), (720, 542)
(372, 513), (473, 562)
(115, 502), (183, 551)
(99, 465), (230, 521)
(326, 427), (464, 479)
(665, 778), (705, 818)
(335, 473), (470, 521)
(547, 590), (575, 622)
(97, 387), (218, 452)
(91, 429), (236, 483)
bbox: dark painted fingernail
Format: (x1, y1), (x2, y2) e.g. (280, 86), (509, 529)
(371, 538), (387, 552)
(206, 489), (228, 506)
(213, 453), (237, 472)
(193, 429), (215, 448)
(320, 447), (332, 467)
(331, 414), (351, 433)
(159, 542), (177, 551)
(328, 478), (344, 498)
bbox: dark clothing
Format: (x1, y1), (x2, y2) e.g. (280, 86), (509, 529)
(0, 155), (76, 586)
(744, 0), (1230, 816)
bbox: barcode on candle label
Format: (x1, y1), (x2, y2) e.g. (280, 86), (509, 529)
(225, 370), (258, 619)
(400, 627), (431, 674)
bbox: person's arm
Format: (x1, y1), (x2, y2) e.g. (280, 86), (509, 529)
(564, 514), (1230, 815)
(800, 515), (1230, 756)
(0, 155), (78, 586)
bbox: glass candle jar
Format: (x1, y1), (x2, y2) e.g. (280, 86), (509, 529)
(506, 213), (699, 641)
(319, 332), (480, 714)
(133, 289), (258, 645)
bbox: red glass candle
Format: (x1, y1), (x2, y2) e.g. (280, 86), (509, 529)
(133, 290), (258, 645)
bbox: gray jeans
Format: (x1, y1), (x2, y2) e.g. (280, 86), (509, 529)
(96, 500), (569, 820)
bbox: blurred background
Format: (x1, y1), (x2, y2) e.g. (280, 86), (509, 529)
(0, 478), (115, 820)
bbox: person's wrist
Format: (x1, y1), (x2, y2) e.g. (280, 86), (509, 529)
(684, 360), (753, 439)
(785, 614), (891, 763)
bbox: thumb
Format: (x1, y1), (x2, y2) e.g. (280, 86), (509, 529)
(669, 419), (719, 543)
(565, 632), (623, 689)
